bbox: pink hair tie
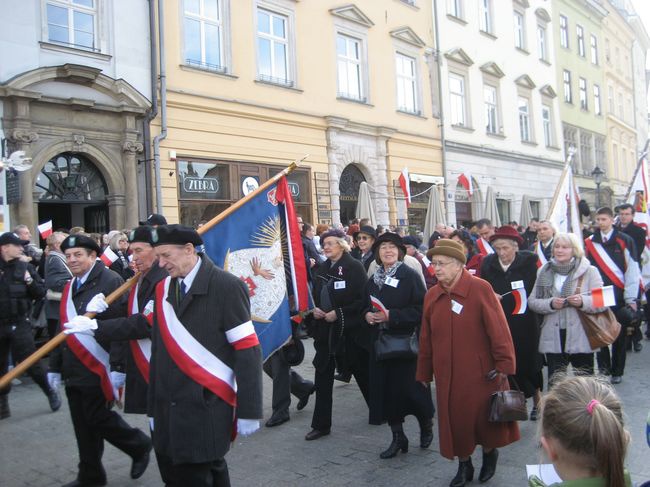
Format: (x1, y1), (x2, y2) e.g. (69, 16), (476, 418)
(586, 399), (600, 415)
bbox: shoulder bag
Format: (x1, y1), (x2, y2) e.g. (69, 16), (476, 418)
(374, 323), (419, 361)
(574, 275), (621, 350)
(488, 376), (528, 422)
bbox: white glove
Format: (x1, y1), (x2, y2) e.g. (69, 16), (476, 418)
(47, 372), (61, 390)
(63, 315), (98, 336)
(110, 371), (126, 389)
(237, 419), (260, 437)
(86, 293), (108, 314)
(149, 416), (154, 431)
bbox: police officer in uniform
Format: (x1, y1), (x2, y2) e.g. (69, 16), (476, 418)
(50, 234), (151, 487)
(0, 232), (60, 418)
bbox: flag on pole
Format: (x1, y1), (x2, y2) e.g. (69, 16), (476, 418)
(590, 286), (616, 307)
(370, 295), (389, 320)
(398, 167), (411, 208)
(512, 288), (528, 315)
(200, 177), (309, 360)
(458, 172), (473, 196)
(100, 246), (119, 266)
(547, 162), (582, 247)
(626, 156), (650, 246)
(38, 220), (53, 239)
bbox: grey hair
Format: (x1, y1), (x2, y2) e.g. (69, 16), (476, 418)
(491, 238), (519, 250)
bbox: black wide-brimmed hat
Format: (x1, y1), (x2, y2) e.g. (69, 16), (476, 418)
(353, 225), (376, 240)
(371, 232), (406, 256)
(152, 224), (203, 247)
(60, 234), (102, 255)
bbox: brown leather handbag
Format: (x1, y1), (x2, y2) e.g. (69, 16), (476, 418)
(488, 377), (528, 422)
(574, 276), (621, 350)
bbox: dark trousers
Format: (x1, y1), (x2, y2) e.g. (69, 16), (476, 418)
(311, 341), (370, 431)
(263, 350), (313, 415)
(46, 318), (59, 341)
(596, 323), (628, 377)
(546, 329), (594, 383)
(0, 321), (50, 397)
(156, 450), (230, 487)
(66, 386), (151, 484)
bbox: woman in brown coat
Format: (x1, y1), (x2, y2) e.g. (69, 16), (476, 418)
(416, 239), (520, 487)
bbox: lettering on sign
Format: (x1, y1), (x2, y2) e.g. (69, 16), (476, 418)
(288, 182), (300, 198)
(183, 177), (219, 194)
(242, 176), (260, 196)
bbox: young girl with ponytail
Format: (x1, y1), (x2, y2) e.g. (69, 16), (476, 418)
(530, 375), (631, 487)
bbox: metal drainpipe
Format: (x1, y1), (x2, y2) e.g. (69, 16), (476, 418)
(432, 0), (449, 225)
(152, 0), (167, 214)
(143, 0), (159, 216)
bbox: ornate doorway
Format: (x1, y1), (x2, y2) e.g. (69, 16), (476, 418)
(339, 164), (366, 225)
(35, 153), (109, 233)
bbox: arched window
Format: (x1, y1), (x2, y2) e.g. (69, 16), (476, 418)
(339, 164), (366, 225)
(36, 153), (108, 201)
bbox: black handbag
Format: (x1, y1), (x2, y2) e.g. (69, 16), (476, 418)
(488, 376), (528, 422)
(374, 324), (419, 361)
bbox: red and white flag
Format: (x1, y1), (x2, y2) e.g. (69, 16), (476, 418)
(398, 167), (411, 208)
(512, 288), (527, 315)
(476, 237), (494, 256)
(370, 295), (389, 320)
(590, 286), (616, 308)
(38, 220), (53, 239)
(100, 247), (119, 266)
(458, 172), (473, 196)
(421, 254), (436, 277)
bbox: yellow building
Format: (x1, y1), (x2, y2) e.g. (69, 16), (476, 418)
(152, 0), (442, 228)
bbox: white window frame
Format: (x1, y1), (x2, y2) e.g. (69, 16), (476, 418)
(593, 84), (601, 115)
(559, 14), (569, 48)
(518, 96), (532, 142)
(563, 70), (572, 103)
(484, 84), (499, 134)
(448, 0), (464, 20)
(513, 10), (526, 50)
(590, 34), (598, 65)
(395, 52), (420, 115)
(579, 78), (588, 110)
(449, 72), (468, 127)
(479, 0), (493, 34)
(44, 0), (98, 51)
(182, 0), (227, 72)
(541, 104), (552, 147)
(576, 24), (585, 57)
(336, 32), (366, 101)
(537, 24), (547, 61)
(255, 4), (294, 86)
(608, 85), (614, 113)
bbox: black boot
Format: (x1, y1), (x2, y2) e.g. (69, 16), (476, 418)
(379, 430), (408, 459)
(419, 419), (434, 448)
(479, 448), (499, 482)
(0, 395), (10, 419)
(450, 458), (474, 487)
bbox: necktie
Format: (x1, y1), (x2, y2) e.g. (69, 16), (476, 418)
(179, 281), (187, 299)
(76, 279), (82, 291)
(603, 236), (608, 243)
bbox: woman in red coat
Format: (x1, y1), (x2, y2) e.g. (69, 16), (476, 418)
(416, 239), (520, 487)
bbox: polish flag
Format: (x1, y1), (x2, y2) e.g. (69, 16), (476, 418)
(421, 254), (436, 277)
(591, 286), (616, 308)
(458, 173), (473, 196)
(370, 295), (389, 320)
(398, 168), (411, 208)
(476, 238), (494, 256)
(100, 247), (119, 266)
(38, 220), (53, 239)
(512, 288), (527, 315)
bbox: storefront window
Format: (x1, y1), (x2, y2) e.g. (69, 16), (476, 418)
(178, 160), (229, 200)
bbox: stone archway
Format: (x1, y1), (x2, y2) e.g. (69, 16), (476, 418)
(338, 164), (368, 225)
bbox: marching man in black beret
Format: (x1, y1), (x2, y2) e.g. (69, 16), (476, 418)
(49, 234), (152, 487)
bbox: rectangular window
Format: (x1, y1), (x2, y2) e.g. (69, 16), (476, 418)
(184, 0), (223, 71)
(618, 91), (624, 119)
(563, 70), (572, 103)
(579, 78), (588, 110)
(337, 34), (364, 101)
(257, 8), (290, 85)
(396, 53), (418, 114)
(46, 0), (96, 50)
(448, 0), (464, 19)
(496, 199), (511, 223)
(518, 97), (531, 142)
(559, 15), (569, 48)
(479, 0), (492, 33)
(449, 73), (466, 126)
(593, 84), (601, 115)
(576, 24), (585, 57)
(514, 11), (525, 49)
(608, 85), (614, 113)
(590, 35), (598, 64)
(537, 24), (546, 61)
(484, 84), (498, 134)
(542, 105), (552, 147)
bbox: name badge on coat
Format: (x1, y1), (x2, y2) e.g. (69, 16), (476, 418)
(385, 277), (399, 288)
(451, 300), (463, 314)
(334, 281), (346, 290)
(511, 280), (524, 290)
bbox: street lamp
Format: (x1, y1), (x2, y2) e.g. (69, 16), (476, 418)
(592, 165), (604, 209)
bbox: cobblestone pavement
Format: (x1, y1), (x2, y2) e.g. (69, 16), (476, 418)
(1, 340), (650, 487)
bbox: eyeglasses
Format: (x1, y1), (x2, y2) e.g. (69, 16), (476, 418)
(430, 260), (455, 268)
(357, 236), (372, 241)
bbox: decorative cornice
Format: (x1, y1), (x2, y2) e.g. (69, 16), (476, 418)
(122, 140), (144, 154)
(329, 4), (374, 28)
(539, 84), (557, 98)
(390, 26), (426, 48)
(72, 134), (85, 148)
(479, 62), (505, 79)
(8, 129), (38, 144)
(535, 8), (551, 22)
(445, 140), (564, 167)
(515, 74), (536, 89)
(444, 48), (474, 66)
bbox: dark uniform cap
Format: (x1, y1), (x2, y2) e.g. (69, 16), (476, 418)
(129, 225), (156, 245)
(60, 234), (102, 255)
(0, 232), (29, 246)
(152, 224), (203, 247)
(139, 213), (168, 226)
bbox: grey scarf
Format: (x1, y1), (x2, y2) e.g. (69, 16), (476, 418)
(535, 257), (579, 299)
(373, 261), (403, 289)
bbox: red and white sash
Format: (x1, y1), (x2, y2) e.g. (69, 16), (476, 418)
(585, 238), (625, 289)
(60, 281), (116, 401)
(477, 238), (494, 256)
(535, 242), (549, 269)
(155, 277), (259, 407)
(127, 282), (153, 384)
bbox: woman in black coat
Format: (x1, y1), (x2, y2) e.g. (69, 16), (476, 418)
(306, 229), (370, 441)
(364, 233), (434, 459)
(480, 226), (543, 418)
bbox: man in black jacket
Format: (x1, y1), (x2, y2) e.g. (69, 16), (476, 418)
(50, 234), (151, 487)
(0, 232), (60, 418)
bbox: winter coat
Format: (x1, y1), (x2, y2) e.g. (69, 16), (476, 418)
(529, 257), (605, 354)
(367, 254), (426, 287)
(44, 251), (72, 320)
(416, 269), (520, 459)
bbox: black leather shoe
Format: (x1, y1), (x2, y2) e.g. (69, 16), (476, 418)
(296, 385), (315, 411)
(420, 421), (434, 448)
(479, 448), (499, 483)
(634, 341), (643, 352)
(450, 458), (474, 487)
(61, 480), (107, 487)
(48, 388), (61, 412)
(380, 431), (409, 459)
(130, 445), (152, 479)
(334, 372), (351, 383)
(265, 412), (290, 427)
(305, 428), (330, 441)
(611, 375), (622, 384)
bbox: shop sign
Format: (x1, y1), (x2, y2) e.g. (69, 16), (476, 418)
(183, 176), (219, 194)
(242, 176), (260, 196)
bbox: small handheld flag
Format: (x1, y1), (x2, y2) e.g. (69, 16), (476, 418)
(477, 237), (494, 256)
(398, 168), (411, 207)
(458, 172), (473, 196)
(370, 295), (389, 320)
(38, 220), (53, 239)
(590, 286), (616, 307)
(100, 247), (119, 266)
(512, 288), (527, 315)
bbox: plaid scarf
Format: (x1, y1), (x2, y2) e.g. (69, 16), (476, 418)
(373, 261), (403, 289)
(535, 257), (579, 299)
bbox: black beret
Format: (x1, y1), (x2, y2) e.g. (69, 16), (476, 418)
(152, 224), (203, 247)
(129, 225), (156, 245)
(0, 232), (29, 246)
(139, 213), (168, 226)
(61, 234), (102, 255)
(402, 235), (421, 248)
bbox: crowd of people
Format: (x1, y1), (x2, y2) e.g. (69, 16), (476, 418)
(0, 204), (646, 486)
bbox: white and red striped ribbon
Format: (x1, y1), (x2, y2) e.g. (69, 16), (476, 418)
(585, 239), (625, 289)
(128, 282), (152, 383)
(477, 238), (494, 256)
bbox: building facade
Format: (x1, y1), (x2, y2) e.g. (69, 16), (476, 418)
(0, 0), (152, 234)
(151, 0), (442, 229)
